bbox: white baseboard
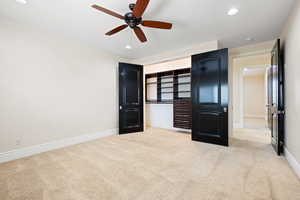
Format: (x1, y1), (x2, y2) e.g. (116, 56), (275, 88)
(173, 128), (192, 133)
(284, 147), (300, 178)
(0, 128), (118, 163)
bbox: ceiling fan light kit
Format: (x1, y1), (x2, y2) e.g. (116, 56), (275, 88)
(91, 0), (172, 43)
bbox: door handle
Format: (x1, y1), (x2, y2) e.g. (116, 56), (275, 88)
(278, 110), (285, 115)
(223, 107), (228, 113)
(119, 106), (122, 110)
(273, 110), (285, 115)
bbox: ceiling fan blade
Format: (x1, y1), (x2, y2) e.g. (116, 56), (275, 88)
(133, 0), (150, 18)
(134, 27), (147, 43)
(91, 4), (124, 20)
(142, 21), (172, 29)
(105, 25), (128, 36)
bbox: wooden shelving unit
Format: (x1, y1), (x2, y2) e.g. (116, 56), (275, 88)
(145, 68), (191, 104)
(145, 68), (192, 130)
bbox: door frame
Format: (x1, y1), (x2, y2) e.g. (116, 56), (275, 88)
(238, 64), (270, 129)
(229, 52), (272, 135)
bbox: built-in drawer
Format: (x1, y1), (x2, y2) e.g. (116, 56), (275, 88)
(173, 99), (192, 129)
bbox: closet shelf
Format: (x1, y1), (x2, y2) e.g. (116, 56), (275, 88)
(161, 91), (191, 94)
(174, 82), (190, 85)
(179, 91), (191, 93)
(146, 82), (158, 85)
(161, 91), (174, 94)
(146, 100), (173, 104)
(159, 74), (191, 80)
(158, 86), (173, 89)
(160, 81), (174, 84)
(146, 81), (174, 85)
(146, 68), (191, 104)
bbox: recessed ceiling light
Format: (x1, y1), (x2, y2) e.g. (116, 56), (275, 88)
(125, 45), (132, 49)
(228, 8), (239, 16)
(16, 0), (27, 4)
(246, 37), (253, 41)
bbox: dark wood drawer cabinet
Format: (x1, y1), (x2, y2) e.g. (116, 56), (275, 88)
(174, 98), (192, 129)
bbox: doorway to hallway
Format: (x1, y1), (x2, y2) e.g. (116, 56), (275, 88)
(232, 52), (271, 143)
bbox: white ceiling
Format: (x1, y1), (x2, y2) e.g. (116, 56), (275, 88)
(0, 0), (295, 59)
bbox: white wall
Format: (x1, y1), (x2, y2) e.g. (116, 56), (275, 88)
(0, 20), (119, 153)
(144, 57), (191, 74)
(146, 104), (174, 129)
(131, 41), (219, 65)
(243, 73), (267, 129)
(280, 0), (300, 168)
(243, 74), (266, 118)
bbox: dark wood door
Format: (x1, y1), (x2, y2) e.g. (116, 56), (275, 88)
(191, 49), (228, 146)
(119, 63), (144, 134)
(269, 39), (285, 155)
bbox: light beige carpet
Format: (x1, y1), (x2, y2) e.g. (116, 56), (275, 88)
(234, 128), (271, 144)
(0, 128), (299, 200)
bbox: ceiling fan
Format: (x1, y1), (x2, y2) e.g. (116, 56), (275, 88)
(91, 0), (172, 43)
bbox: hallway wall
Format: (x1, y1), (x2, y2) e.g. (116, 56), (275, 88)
(280, 0), (300, 170)
(243, 73), (267, 129)
(243, 74), (266, 118)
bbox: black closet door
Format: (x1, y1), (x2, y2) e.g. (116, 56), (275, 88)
(269, 39), (285, 155)
(191, 49), (228, 146)
(119, 63), (144, 134)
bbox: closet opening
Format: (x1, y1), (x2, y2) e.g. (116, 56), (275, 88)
(144, 57), (192, 133)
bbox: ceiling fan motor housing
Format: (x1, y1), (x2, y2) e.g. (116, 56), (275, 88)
(125, 12), (142, 28)
(129, 3), (135, 11)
